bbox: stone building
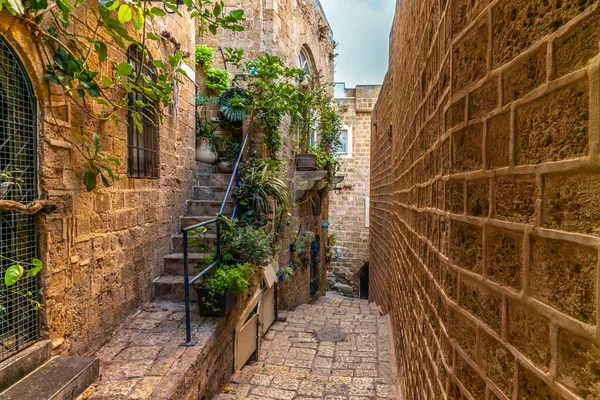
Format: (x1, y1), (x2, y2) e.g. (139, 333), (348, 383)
(0, 0), (334, 398)
(199, 0), (335, 311)
(328, 83), (380, 298)
(371, 0), (600, 399)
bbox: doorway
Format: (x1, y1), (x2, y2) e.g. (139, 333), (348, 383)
(359, 264), (369, 300)
(310, 235), (320, 298)
(0, 35), (38, 362)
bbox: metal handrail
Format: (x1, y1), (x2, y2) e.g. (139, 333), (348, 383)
(181, 127), (251, 346)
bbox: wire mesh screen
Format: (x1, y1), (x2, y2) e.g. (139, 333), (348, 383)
(0, 35), (38, 362)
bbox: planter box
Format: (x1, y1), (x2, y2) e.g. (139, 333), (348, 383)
(295, 154), (316, 171)
(195, 287), (237, 317)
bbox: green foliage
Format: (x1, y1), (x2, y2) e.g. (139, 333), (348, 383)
(81, 134), (120, 192)
(234, 160), (291, 226)
(221, 224), (272, 267)
(281, 266), (294, 282)
(1, 255), (44, 311)
(205, 68), (230, 94)
(327, 232), (337, 258)
(0, 0), (245, 191)
(219, 89), (251, 122)
(195, 44), (215, 66)
(297, 231), (316, 255)
(198, 262), (254, 311)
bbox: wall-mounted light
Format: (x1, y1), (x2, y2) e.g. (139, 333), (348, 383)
(331, 175), (344, 195)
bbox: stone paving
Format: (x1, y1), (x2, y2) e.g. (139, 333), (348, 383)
(215, 296), (399, 400)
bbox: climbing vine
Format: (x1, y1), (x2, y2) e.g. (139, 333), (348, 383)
(0, 0), (244, 191)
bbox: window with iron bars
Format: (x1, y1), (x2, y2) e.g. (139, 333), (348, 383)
(127, 45), (159, 178)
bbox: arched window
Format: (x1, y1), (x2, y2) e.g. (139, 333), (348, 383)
(298, 48), (310, 74)
(126, 45), (159, 178)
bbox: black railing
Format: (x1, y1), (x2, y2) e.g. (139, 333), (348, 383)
(181, 127), (250, 346)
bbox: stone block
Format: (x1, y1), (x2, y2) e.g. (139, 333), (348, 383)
(486, 111), (511, 168)
(492, 0), (596, 67)
(486, 226), (523, 291)
(554, 6), (600, 78)
(543, 172), (600, 236)
(507, 301), (551, 370)
(450, 220), (483, 274)
(502, 44), (547, 105)
(480, 330), (514, 398)
(452, 124), (483, 172)
(494, 175), (537, 224)
(452, 22), (488, 93)
(515, 79), (589, 165)
(468, 78), (498, 120)
(516, 363), (561, 399)
(441, 262), (458, 301)
(445, 180), (464, 214)
(530, 236), (597, 325)
(460, 280), (502, 333)
(466, 179), (489, 217)
(455, 353), (486, 399)
(445, 97), (466, 131)
(557, 329), (600, 398)
(448, 309), (477, 358)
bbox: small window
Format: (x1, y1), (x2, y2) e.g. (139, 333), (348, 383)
(334, 126), (352, 157)
(298, 48), (310, 74)
(127, 45), (159, 178)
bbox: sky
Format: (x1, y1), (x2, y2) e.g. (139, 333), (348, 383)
(319, 0), (395, 88)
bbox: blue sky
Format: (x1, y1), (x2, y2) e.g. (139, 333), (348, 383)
(319, 0), (395, 87)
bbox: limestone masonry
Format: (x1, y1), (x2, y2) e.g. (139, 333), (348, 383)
(371, 0), (600, 399)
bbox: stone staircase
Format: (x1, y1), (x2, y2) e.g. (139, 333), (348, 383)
(152, 164), (234, 302)
(0, 340), (98, 399)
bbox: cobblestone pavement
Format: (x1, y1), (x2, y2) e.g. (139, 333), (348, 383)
(215, 296), (399, 399)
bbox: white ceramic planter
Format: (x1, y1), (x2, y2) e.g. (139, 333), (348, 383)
(195, 139), (218, 164)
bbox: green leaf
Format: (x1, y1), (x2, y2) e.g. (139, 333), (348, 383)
(117, 4), (132, 23)
(84, 170), (98, 192)
(55, 0), (71, 14)
(230, 9), (244, 19)
(133, 6), (144, 29)
(101, 76), (113, 86)
(146, 32), (160, 41)
(26, 259), (43, 278)
(150, 7), (166, 16)
(213, 2), (221, 17)
(4, 264), (24, 286)
(116, 62), (133, 77)
(94, 42), (107, 61)
(208, 24), (217, 35)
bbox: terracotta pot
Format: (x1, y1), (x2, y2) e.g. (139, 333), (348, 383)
(195, 138), (218, 164)
(217, 160), (234, 173)
(295, 154), (317, 171)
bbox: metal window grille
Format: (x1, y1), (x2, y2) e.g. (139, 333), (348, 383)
(127, 45), (159, 178)
(0, 35), (38, 362)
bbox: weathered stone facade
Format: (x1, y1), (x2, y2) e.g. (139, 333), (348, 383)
(201, 0), (335, 310)
(371, 1), (600, 399)
(328, 84), (380, 297)
(0, 10), (197, 356)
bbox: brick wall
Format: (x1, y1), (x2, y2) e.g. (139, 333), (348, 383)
(329, 85), (380, 295)
(371, 1), (600, 398)
(0, 9), (197, 355)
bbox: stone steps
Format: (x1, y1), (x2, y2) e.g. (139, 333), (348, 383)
(153, 275), (198, 301)
(185, 199), (234, 216)
(180, 215), (218, 229)
(196, 173), (232, 187)
(164, 252), (212, 275)
(0, 340), (52, 392)
(0, 355), (98, 400)
(171, 233), (218, 252)
(192, 185), (228, 201)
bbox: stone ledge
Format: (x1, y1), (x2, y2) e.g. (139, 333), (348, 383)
(82, 300), (246, 400)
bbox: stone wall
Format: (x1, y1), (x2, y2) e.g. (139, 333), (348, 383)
(371, 1), (600, 399)
(200, 0), (334, 310)
(0, 10), (197, 355)
(328, 84), (380, 296)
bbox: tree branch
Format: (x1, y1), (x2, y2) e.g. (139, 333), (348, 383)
(0, 200), (60, 215)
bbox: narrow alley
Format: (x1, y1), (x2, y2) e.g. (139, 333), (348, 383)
(215, 297), (399, 400)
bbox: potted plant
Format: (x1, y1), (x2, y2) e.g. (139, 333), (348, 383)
(195, 94), (220, 164)
(278, 266), (294, 282)
(219, 88), (251, 126)
(216, 133), (242, 173)
(196, 262), (254, 317)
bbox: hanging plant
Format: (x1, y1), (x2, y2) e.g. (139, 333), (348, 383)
(219, 88), (251, 122)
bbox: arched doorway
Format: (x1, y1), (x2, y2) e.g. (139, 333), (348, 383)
(358, 263), (369, 300)
(0, 35), (38, 362)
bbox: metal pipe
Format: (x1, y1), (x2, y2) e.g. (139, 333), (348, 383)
(182, 229), (195, 346)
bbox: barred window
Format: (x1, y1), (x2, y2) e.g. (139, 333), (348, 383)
(127, 45), (159, 178)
